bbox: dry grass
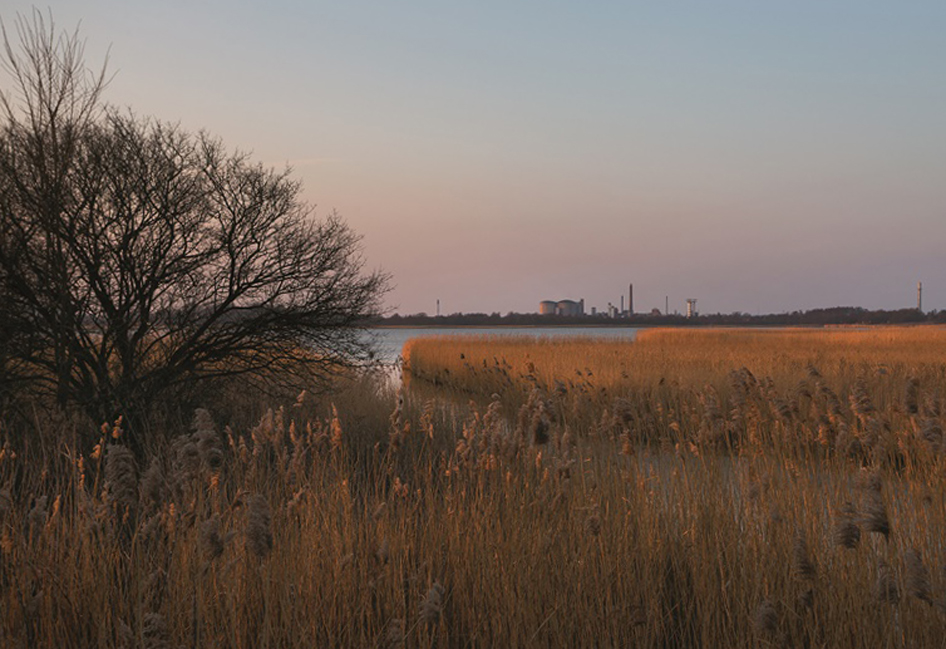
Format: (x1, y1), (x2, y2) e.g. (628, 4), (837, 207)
(2, 327), (946, 646)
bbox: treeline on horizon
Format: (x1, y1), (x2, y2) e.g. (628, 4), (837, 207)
(372, 306), (944, 327)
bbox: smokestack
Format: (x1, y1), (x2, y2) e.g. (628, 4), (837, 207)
(918, 281), (923, 313)
(665, 295), (669, 316)
(620, 295), (624, 314)
(629, 283), (633, 316)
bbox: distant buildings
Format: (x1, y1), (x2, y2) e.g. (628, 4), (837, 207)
(541, 282), (640, 318)
(539, 299), (585, 316)
(540, 282), (697, 319)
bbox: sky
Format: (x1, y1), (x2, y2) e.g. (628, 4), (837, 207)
(4, 2), (946, 316)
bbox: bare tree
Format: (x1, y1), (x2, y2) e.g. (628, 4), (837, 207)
(0, 12), (389, 440)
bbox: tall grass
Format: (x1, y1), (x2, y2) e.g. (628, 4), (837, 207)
(2, 327), (946, 646)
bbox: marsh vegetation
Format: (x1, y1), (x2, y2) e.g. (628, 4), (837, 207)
(4, 327), (946, 647)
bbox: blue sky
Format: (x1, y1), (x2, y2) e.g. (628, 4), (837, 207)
(5, 2), (946, 315)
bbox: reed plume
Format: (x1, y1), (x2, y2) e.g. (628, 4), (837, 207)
(200, 514), (226, 561)
(139, 457), (166, 512)
(251, 408), (276, 451)
(380, 618), (405, 648)
(922, 394), (942, 418)
(876, 560), (899, 604)
(0, 483), (11, 518)
(419, 581), (445, 625)
(376, 537), (390, 565)
(850, 380), (875, 423)
(793, 527), (816, 581)
(116, 619), (134, 649)
(142, 612), (170, 649)
(905, 548), (932, 604)
(530, 400), (551, 445)
(105, 444), (138, 521)
(904, 376), (920, 414)
(246, 494), (273, 558)
(169, 434), (200, 500)
(832, 502), (861, 549)
(861, 493), (890, 540)
(26, 496), (47, 540)
(330, 404), (344, 451)
(388, 391), (409, 449)
(797, 588), (814, 610)
(286, 487), (307, 515)
(752, 599), (778, 638)
(920, 419), (943, 451)
(820, 385), (843, 423)
(193, 408), (224, 470)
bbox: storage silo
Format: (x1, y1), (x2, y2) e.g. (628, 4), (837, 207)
(556, 300), (580, 317)
(539, 300), (557, 315)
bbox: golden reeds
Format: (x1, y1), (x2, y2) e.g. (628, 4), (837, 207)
(5, 328), (946, 646)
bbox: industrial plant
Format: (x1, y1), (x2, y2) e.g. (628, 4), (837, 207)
(537, 283), (711, 319)
(540, 284), (643, 318)
(539, 299), (585, 316)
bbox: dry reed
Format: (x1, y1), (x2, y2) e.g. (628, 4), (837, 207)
(3, 328), (946, 646)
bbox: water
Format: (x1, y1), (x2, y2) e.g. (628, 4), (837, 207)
(367, 326), (641, 366)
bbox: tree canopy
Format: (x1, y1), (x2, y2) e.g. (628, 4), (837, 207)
(0, 12), (389, 437)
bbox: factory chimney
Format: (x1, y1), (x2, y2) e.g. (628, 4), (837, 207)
(918, 281), (923, 313)
(629, 284), (633, 316)
(620, 295), (624, 315)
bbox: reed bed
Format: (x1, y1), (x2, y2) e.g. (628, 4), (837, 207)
(404, 327), (946, 463)
(2, 327), (946, 646)
(404, 326), (946, 395)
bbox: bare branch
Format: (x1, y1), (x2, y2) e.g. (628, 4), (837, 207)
(0, 17), (389, 441)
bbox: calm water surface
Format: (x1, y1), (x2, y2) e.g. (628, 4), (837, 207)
(368, 326), (641, 365)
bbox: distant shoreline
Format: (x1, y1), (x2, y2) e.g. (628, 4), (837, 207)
(368, 306), (940, 328)
(370, 323), (643, 329)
